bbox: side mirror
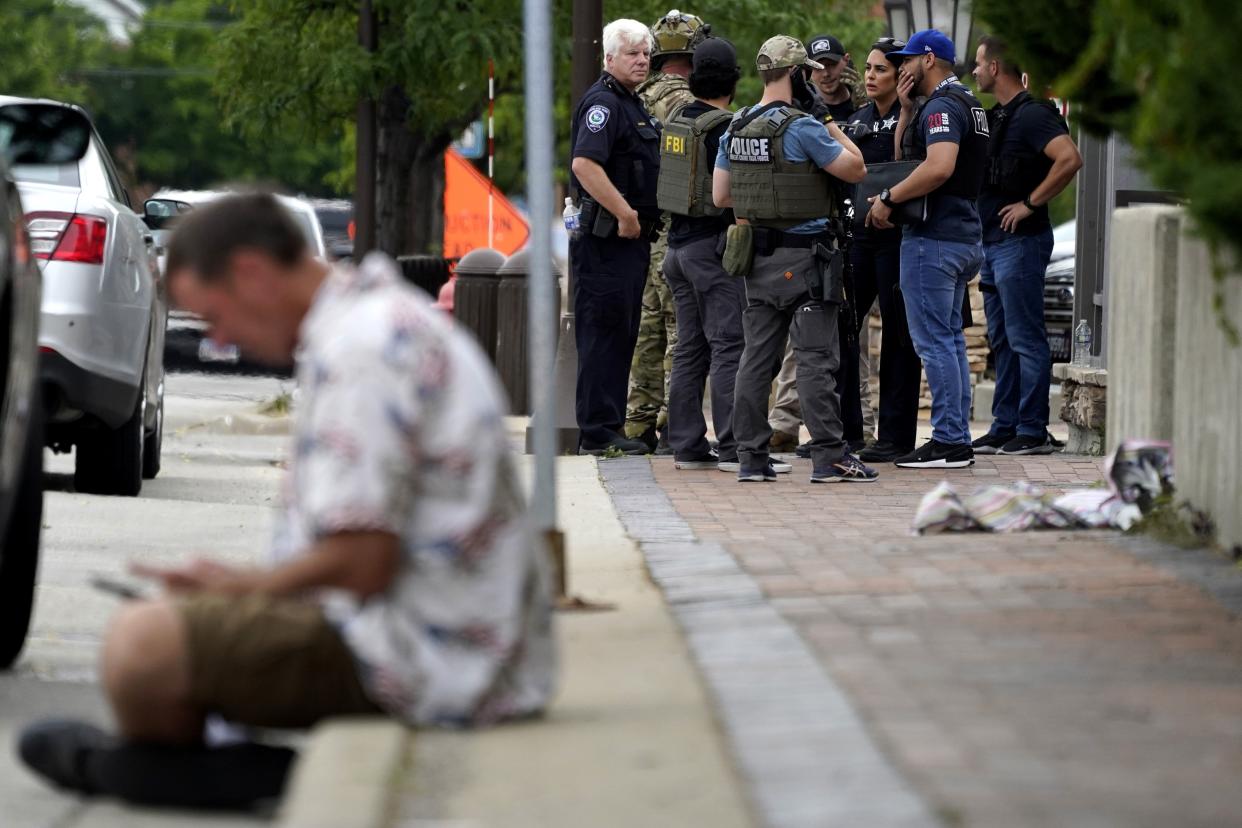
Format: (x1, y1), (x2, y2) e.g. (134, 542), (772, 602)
(143, 198), (193, 230)
(0, 103), (92, 167)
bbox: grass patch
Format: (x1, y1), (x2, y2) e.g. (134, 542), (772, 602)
(1126, 493), (1215, 549)
(258, 390), (294, 417)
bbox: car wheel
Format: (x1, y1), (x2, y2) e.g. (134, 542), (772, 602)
(0, 400), (43, 670)
(74, 378), (144, 497)
(142, 370), (164, 480)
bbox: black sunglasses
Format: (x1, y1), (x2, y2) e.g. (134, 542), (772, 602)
(872, 37), (906, 50)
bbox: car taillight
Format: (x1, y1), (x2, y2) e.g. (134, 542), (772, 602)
(25, 211), (107, 264)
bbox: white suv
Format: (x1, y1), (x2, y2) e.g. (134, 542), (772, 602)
(4, 96), (167, 496)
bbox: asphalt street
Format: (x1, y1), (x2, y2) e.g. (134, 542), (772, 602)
(1, 370), (292, 828)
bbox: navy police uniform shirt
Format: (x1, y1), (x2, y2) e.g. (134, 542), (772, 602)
(979, 92), (1069, 245)
(570, 72), (662, 216)
(846, 99), (901, 244)
(906, 79), (983, 243)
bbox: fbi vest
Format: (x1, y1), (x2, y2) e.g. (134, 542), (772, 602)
(904, 83), (990, 200)
(725, 103), (837, 229)
(656, 105), (732, 217)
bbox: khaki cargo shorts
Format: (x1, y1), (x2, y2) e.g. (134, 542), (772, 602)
(179, 594), (383, 728)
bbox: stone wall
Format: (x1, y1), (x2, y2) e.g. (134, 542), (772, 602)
(1106, 207), (1242, 552)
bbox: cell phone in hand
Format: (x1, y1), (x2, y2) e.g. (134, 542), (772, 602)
(90, 575), (148, 601)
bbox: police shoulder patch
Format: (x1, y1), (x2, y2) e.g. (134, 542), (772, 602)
(585, 104), (611, 133)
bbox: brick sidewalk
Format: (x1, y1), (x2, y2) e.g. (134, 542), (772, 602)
(625, 453), (1242, 827)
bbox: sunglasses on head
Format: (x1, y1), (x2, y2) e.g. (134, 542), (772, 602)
(873, 37), (906, 50)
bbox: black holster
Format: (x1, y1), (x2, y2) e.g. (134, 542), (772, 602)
(812, 240), (845, 306)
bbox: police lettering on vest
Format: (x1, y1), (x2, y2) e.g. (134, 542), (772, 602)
(725, 104), (837, 229)
(728, 136), (772, 163)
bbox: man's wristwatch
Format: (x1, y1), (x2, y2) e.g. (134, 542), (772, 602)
(1023, 196), (1036, 210)
(879, 188), (896, 209)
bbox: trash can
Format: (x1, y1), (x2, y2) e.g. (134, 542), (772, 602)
(495, 250), (562, 414)
(395, 255), (453, 299)
(451, 248), (505, 364)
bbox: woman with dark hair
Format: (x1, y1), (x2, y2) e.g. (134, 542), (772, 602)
(843, 39), (924, 463)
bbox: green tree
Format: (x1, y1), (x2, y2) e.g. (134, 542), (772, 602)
(0, 0), (112, 103)
(89, 0), (349, 197)
(217, 0), (523, 255)
(974, 0), (1242, 327)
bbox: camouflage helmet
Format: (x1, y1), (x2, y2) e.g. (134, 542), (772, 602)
(650, 9), (708, 67)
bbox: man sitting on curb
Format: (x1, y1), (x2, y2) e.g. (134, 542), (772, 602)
(18, 193), (557, 810)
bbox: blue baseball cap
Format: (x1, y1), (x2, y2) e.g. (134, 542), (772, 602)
(889, 29), (955, 63)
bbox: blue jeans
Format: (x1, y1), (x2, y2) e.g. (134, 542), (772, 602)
(899, 235), (982, 445)
(981, 230), (1054, 438)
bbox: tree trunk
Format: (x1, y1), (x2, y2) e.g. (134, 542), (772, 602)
(375, 85), (480, 256)
(376, 85), (418, 255)
(406, 138), (447, 255)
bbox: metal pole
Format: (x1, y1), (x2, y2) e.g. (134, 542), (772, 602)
(523, 0), (561, 588)
(354, 0), (377, 260)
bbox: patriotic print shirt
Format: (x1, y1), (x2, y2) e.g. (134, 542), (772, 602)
(271, 254), (556, 725)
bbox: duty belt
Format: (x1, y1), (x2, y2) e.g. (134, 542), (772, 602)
(752, 226), (829, 254)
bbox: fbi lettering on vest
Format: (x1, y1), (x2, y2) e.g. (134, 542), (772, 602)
(729, 135), (772, 163)
(664, 133), (687, 155)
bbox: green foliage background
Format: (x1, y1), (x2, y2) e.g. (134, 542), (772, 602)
(974, 0), (1242, 274)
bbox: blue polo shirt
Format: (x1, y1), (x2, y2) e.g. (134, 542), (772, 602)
(716, 107), (842, 234)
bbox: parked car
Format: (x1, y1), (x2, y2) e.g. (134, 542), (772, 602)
(1044, 220), (1076, 364)
(144, 189), (325, 369)
(4, 96), (168, 497)
(0, 100), (92, 667)
(308, 197), (353, 260)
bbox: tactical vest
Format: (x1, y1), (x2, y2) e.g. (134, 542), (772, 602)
(985, 92), (1064, 201)
(904, 84), (990, 199)
(656, 106), (732, 217)
(726, 104), (837, 229)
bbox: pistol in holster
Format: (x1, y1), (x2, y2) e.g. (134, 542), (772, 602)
(812, 240), (846, 306)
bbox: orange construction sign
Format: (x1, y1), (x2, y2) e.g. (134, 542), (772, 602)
(443, 148), (529, 258)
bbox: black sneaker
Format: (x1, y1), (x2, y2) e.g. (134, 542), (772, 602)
(738, 461), (780, 482)
(971, 432), (1013, 455)
(795, 441), (811, 458)
(857, 440), (910, 463)
(894, 440), (975, 469)
(632, 425), (658, 453)
(654, 431), (674, 456)
(811, 453), (879, 483)
(998, 433), (1060, 455)
(578, 434), (649, 456)
(675, 451), (719, 470)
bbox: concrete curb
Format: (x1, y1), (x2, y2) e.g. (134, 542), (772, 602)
(277, 719), (410, 828)
(167, 412), (293, 436)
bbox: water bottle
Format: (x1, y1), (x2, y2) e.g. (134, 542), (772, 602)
(562, 197), (580, 234)
(1072, 319), (1093, 366)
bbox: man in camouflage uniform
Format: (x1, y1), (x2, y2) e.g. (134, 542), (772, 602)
(624, 9), (706, 452)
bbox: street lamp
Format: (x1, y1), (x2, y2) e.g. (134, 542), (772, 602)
(884, 0), (977, 72)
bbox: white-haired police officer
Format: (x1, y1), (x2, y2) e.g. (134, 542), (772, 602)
(570, 18), (664, 456)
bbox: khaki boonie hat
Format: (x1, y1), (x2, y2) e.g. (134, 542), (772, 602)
(756, 34), (824, 71)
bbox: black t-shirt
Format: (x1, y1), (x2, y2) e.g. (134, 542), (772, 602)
(668, 100), (735, 246)
(979, 93), (1068, 244)
(845, 99), (901, 245)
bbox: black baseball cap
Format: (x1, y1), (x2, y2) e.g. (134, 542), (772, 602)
(806, 34), (846, 63)
(692, 36), (738, 74)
